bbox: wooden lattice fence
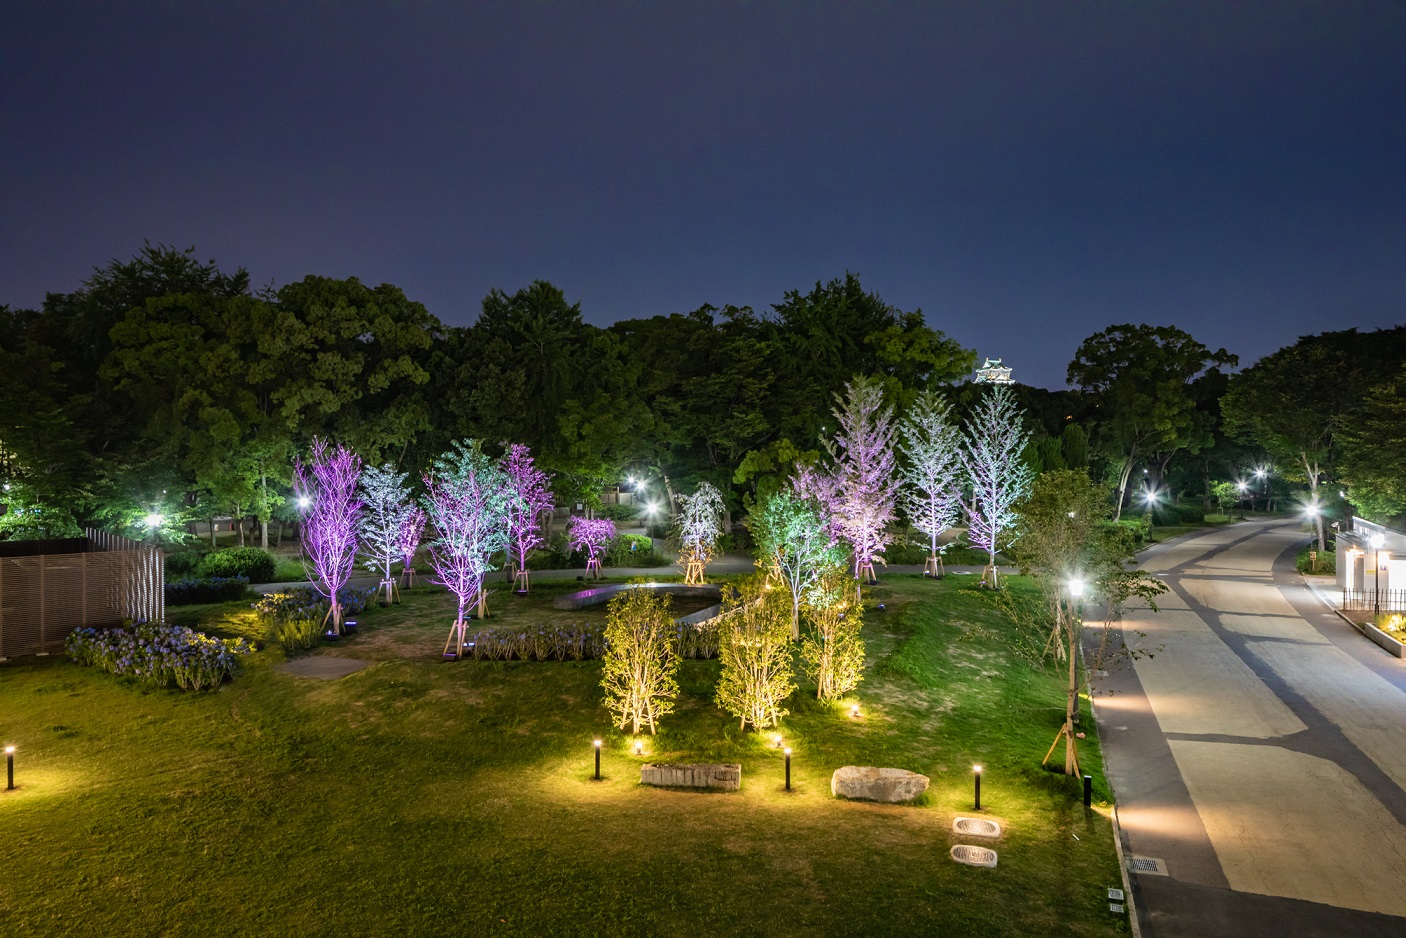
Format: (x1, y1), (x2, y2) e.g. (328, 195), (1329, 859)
(0, 529), (163, 659)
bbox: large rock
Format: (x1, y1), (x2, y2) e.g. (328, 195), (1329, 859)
(640, 763), (741, 791)
(831, 766), (929, 803)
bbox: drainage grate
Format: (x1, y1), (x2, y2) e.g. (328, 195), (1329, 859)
(950, 845), (998, 868)
(1128, 856), (1168, 876)
(953, 816), (1002, 838)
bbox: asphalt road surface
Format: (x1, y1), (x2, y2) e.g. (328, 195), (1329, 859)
(1094, 519), (1406, 937)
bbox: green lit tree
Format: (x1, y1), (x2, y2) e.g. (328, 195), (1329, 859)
(600, 584), (681, 735)
(800, 566), (865, 701)
(715, 579), (796, 730)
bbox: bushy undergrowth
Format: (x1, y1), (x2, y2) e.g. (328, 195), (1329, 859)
(462, 619), (720, 661)
(165, 575), (249, 605)
(529, 533), (668, 569)
(66, 624), (253, 690)
(253, 585), (378, 651)
(198, 547), (276, 582)
(164, 549), (207, 576)
(1297, 541), (1337, 575)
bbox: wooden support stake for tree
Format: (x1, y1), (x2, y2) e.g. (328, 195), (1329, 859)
(585, 557), (602, 580)
(513, 567), (531, 593)
(924, 554), (945, 578)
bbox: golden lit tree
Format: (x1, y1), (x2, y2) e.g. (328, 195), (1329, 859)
(600, 584), (680, 735)
(800, 566), (865, 701)
(715, 579), (795, 730)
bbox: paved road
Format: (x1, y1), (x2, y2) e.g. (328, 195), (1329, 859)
(1094, 520), (1406, 937)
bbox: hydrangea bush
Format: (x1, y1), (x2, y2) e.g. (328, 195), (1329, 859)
(66, 624), (253, 690)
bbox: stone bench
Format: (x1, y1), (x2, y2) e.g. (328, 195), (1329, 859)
(553, 582), (722, 611)
(640, 763), (741, 791)
(831, 766), (929, 803)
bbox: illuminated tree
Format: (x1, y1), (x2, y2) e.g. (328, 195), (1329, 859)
(751, 487), (846, 639)
(810, 376), (899, 588)
(358, 463), (417, 604)
(568, 516), (616, 579)
(676, 480), (726, 585)
(500, 443), (554, 592)
(396, 504), (426, 588)
(961, 385), (1033, 588)
(800, 566), (865, 701)
(292, 438), (364, 636)
(600, 584), (680, 735)
(422, 440), (512, 657)
(715, 579), (795, 730)
(899, 391), (965, 577)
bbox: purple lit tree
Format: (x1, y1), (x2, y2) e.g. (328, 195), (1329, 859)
(812, 376), (899, 590)
(960, 385), (1033, 589)
(899, 391), (965, 578)
(676, 481), (726, 585)
(293, 438), (364, 636)
(568, 516), (616, 579)
(359, 463), (417, 605)
(397, 505), (426, 588)
(500, 443), (554, 593)
(422, 440), (513, 658)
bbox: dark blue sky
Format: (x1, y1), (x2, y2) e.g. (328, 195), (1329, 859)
(4, 2), (1403, 387)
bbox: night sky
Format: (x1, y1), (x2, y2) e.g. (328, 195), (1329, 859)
(4, 2), (1403, 388)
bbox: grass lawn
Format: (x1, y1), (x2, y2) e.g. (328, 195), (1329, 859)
(1148, 514), (1240, 544)
(0, 574), (1128, 936)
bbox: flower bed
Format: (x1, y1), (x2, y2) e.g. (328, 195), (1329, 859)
(66, 624), (254, 690)
(461, 620), (720, 661)
(253, 585), (378, 651)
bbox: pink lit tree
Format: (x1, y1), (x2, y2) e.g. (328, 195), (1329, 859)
(568, 516), (616, 579)
(359, 463), (417, 605)
(676, 480), (726, 585)
(293, 438), (364, 636)
(397, 504), (426, 588)
(500, 443), (554, 593)
(809, 376), (899, 591)
(899, 391), (965, 578)
(422, 440), (513, 658)
(960, 385), (1033, 588)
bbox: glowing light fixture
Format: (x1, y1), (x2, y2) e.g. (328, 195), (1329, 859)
(784, 747), (792, 791)
(5, 745), (13, 791)
(143, 512), (163, 529)
(593, 739), (602, 780)
(633, 739), (643, 756)
(297, 496), (312, 510)
(1068, 578), (1085, 599)
(973, 764), (983, 810)
(850, 703), (861, 719)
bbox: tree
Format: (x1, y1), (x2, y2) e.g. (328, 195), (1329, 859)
(397, 504), (427, 587)
(899, 390), (965, 577)
(1010, 470), (1165, 776)
(1068, 324), (1237, 520)
(961, 385), (1034, 588)
(715, 579), (796, 730)
(568, 516), (616, 579)
(359, 463), (417, 604)
(676, 480), (726, 585)
(292, 438), (364, 636)
(500, 443), (554, 592)
(422, 440), (513, 656)
(813, 376), (900, 586)
(1337, 366), (1406, 520)
(600, 584), (681, 735)
(750, 487), (846, 639)
(800, 566), (865, 701)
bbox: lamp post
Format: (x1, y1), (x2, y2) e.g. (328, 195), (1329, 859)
(1254, 467), (1268, 511)
(973, 764), (982, 810)
(593, 739), (602, 781)
(1372, 533), (1385, 618)
(5, 746), (13, 790)
(784, 747), (792, 792)
(1237, 481), (1248, 520)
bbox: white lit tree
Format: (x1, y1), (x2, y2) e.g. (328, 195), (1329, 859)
(600, 584), (681, 735)
(358, 463), (417, 605)
(422, 440), (513, 658)
(676, 480), (726, 585)
(961, 385), (1033, 588)
(899, 391), (965, 578)
(715, 579), (796, 730)
(751, 486), (846, 639)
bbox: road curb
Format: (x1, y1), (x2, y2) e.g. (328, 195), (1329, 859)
(1090, 687), (1143, 938)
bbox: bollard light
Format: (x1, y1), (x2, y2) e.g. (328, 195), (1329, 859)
(850, 703), (861, 719)
(1083, 774), (1093, 808)
(784, 747), (792, 791)
(593, 739), (602, 780)
(5, 745), (13, 791)
(973, 764), (983, 810)
(633, 739), (643, 757)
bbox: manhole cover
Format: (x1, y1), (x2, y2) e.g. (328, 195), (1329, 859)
(1128, 856), (1168, 876)
(950, 845), (998, 868)
(953, 816), (1002, 838)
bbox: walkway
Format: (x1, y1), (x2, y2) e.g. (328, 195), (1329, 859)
(1095, 519), (1406, 936)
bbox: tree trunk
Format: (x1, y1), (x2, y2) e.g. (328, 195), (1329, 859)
(1113, 451), (1136, 522)
(209, 516), (217, 548)
(1065, 612), (1080, 775)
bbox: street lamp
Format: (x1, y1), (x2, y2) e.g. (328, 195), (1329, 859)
(297, 496), (312, 510)
(1237, 481), (1248, 519)
(1372, 533), (1386, 617)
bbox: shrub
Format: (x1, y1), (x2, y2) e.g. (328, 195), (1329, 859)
(715, 580), (795, 730)
(1106, 516), (1152, 546)
(252, 585), (378, 652)
(600, 585), (680, 734)
(460, 619), (720, 662)
(198, 547), (276, 583)
(1296, 542), (1336, 575)
(595, 503), (639, 523)
(66, 624), (253, 690)
(1153, 502), (1204, 525)
(165, 576), (250, 606)
(605, 534), (667, 567)
(165, 549), (207, 576)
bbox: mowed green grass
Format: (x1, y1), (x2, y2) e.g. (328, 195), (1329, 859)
(0, 574), (1128, 937)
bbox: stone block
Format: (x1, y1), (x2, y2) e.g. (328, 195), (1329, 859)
(831, 765), (929, 803)
(640, 763), (741, 791)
